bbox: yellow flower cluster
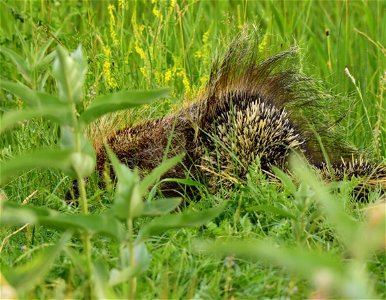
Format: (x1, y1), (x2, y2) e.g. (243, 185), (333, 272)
(194, 26), (211, 61)
(131, 11), (151, 83)
(164, 69), (173, 84)
(258, 34), (268, 54)
(102, 46), (118, 89)
(163, 61), (191, 96)
(135, 40), (146, 61)
(182, 72), (191, 95)
(152, 0), (160, 18)
(108, 4), (119, 46)
(118, 0), (126, 11)
(168, 0), (176, 14)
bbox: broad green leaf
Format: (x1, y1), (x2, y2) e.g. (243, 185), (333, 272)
(1, 80), (41, 106)
(38, 214), (126, 241)
(61, 132), (96, 177)
(0, 201), (53, 226)
(0, 105), (71, 133)
(196, 238), (344, 279)
(140, 155), (183, 194)
(139, 204), (225, 239)
(109, 242), (150, 286)
(2, 191), (123, 239)
(0, 150), (73, 185)
(146, 177), (202, 202)
(252, 204), (296, 219)
(36, 50), (55, 70)
(272, 166), (297, 195)
(34, 91), (67, 107)
(70, 151), (96, 178)
(93, 262), (118, 299)
(79, 89), (170, 126)
(106, 147), (143, 220)
(1, 81), (64, 108)
(3, 231), (72, 292)
(52, 45), (87, 103)
(0, 202), (126, 243)
(142, 198), (182, 216)
(196, 239), (377, 299)
(0, 46), (31, 83)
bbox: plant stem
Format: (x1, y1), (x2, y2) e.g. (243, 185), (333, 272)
(78, 175), (93, 297)
(127, 217), (137, 299)
(74, 123), (92, 296)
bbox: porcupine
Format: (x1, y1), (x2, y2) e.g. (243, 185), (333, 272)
(91, 29), (385, 197)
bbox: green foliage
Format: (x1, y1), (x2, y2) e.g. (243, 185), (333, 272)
(198, 155), (385, 298)
(1, 43), (223, 298)
(0, 0), (384, 299)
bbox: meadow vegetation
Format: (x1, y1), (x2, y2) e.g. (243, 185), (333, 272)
(0, 0), (385, 299)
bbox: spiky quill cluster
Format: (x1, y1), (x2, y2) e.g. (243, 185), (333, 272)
(95, 29), (385, 195)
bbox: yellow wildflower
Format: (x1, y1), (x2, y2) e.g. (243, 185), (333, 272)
(108, 4), (119, 46)
(102, 46), (118, 89)
(152, 0), (160, 18)
(202, 28), (211, 44)
(182, 73), (191, 95)
(194, 50), (202, 59)
(164, 69), (173, 84)
(258, 34), (268, 53)
(139, 25), (145, 35)
(140, 66), (149, 82)
(131, 10), (145, 38)
(169, 0), (176, 13)
(135, 41), (147, 61)
(118, 0), (126, 11)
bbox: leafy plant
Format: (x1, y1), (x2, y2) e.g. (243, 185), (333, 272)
(0, 45), (223, 298)
(197, 154), (385, 299)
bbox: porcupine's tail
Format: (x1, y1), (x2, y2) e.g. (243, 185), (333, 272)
(319, 155), (386, 192)
(192, 26), (384, 191)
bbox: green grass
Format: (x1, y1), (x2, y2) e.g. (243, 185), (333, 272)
(0, 0), (385, 299)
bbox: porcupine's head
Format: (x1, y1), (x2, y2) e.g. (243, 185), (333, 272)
(193, 27), (357, 187)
